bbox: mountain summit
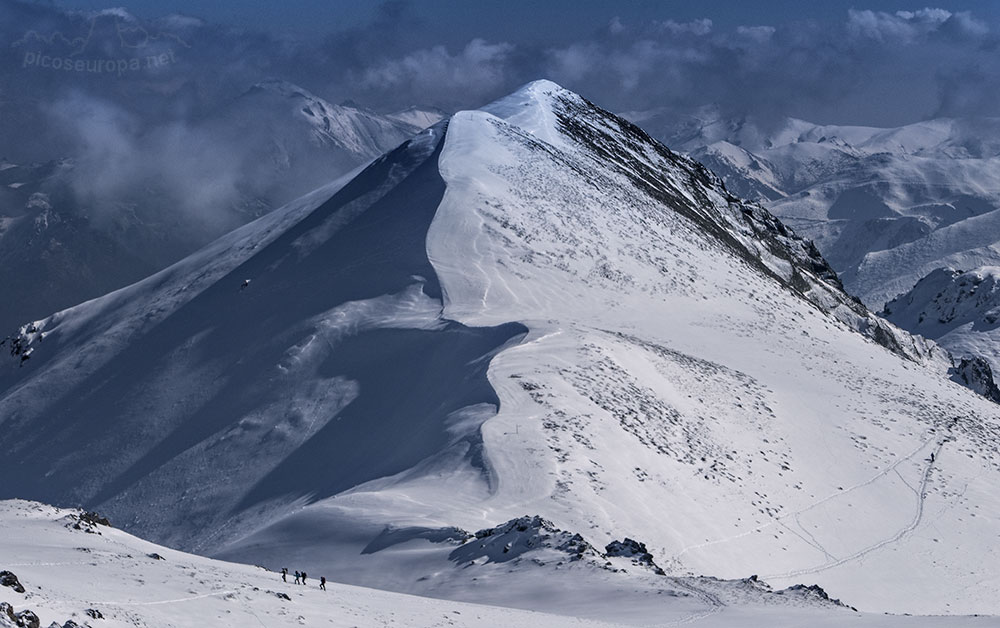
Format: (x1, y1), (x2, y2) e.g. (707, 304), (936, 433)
(2, 80), (999, 616)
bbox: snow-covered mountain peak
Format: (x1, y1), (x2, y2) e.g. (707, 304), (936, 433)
(476, 78), (574, 146)
(3, 82), (1000, 619)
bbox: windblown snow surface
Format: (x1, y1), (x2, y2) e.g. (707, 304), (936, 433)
(2, 81), (1000, 624)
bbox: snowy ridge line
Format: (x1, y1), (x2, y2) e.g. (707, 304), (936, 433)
(761, 440), (945, 581)
(672, 432), (939, 562)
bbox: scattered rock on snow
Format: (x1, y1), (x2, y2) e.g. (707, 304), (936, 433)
(84, 608), (103, 620)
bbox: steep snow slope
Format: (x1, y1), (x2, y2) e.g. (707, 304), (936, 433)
(5, 500), (985, 628)
(2, 81), (999, 620)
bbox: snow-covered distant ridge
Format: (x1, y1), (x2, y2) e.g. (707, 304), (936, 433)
(883, 266), (1000, 372)
(246, 79), (442, 156)
(651, 111), (1000, 308)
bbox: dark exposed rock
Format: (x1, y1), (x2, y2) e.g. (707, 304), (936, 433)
(0, 603), (14, 624)
(13, 610), (40, 628)
(452, 515), (599, 565)
(84, 608), (103, 620)
(80, 512), (111, 528)
(0, 571), (25, 594)
(1, 323), (40, 367)
(68, 511), (111, 535)
(950, 356), (1000, 404)
(605, 538), (666, 575)
(147, 553), (164, 561)
(777, 583), (856, 611)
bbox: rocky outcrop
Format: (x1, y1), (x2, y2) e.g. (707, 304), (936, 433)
(66, 510), (112, 535)
(450, 515), (598, 565)
(777, 583), (856, 611)
(0, 571), (24, 594)
(950, 357), (1000, 404)
(0, 604), (39, 628)
(604, 538), (665, 575)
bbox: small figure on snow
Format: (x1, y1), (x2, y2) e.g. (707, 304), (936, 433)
(319, 576), (326, 591)
(240, 279), (251, 291)
(930, 452), (935, 463)
(301, 572), (307, 585)
(294, 570), (301, 585)
(281, 567), (287, 583)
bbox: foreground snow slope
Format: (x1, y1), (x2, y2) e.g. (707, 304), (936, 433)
(2, 81), (999, 618)
(1, 500), (991, 628)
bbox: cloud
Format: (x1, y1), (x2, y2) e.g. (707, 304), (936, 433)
(285, 4), (1000, 127)
(529, 8), (1000, 127)
(846, 8), (952, 43)
(358, 39), (515, 107)
(42, 92), (247, 236)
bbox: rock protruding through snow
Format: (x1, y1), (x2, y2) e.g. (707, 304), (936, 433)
(950, 357), (1000, 404)
(777, 583), (857, 611)
(0, 573), (23, 595)
(605, 538), (666, 575)
(450, 516), (599, 565)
